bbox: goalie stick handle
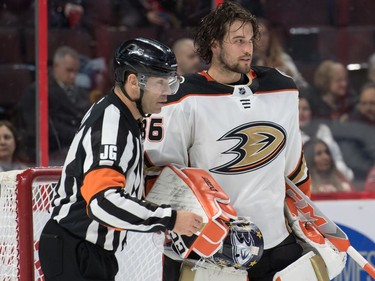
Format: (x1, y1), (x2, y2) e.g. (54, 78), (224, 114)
(284, 177), (348, 243)
(347, 246), (375, 279)
(285, 177), (375, 279)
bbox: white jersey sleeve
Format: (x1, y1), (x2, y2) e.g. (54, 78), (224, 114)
(146, 101), (191, 167)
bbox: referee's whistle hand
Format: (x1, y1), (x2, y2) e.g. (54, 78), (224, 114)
(173, 211), (203, 236)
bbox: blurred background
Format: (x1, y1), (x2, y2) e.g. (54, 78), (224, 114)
(0, 0), (374, 192)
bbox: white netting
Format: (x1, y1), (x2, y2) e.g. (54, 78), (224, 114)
(0, 170), (23, 280)
(0, 168), (163, 281)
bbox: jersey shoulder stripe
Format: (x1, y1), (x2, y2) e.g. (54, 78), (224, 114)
(167, 73), (233, 104)
(251, 66), (298, 93)
(167, 67), (298, 105)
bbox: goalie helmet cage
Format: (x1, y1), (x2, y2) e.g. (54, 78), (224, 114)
(0, 167), (163, 281)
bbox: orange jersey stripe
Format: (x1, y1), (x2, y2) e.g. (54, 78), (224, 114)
(164, 93), (231, 107)
(81, 168), (126, 204)
(288, 152), (311, 198)
(298, 177), (311, 198)
(256, 89), (299, 95)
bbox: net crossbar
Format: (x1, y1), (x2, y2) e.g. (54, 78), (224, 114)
(0, 167), (163, 281)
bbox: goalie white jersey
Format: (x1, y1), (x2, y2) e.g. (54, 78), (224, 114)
(144, 66), (311, 249)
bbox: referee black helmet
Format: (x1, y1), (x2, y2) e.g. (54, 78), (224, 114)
(114, 37), (178, 83)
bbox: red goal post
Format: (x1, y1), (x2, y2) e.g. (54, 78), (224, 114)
(0, 167), (163, 281)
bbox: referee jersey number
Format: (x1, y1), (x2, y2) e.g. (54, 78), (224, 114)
(148, 118), (163, 141)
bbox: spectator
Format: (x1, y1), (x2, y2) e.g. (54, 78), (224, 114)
(114, 0), (182, 29)
(113, 0), (149, 28)
(49, 0), (86, 29)
(172, 38), (202, 75)
(17, 46), (91, 165)
(368, 53), (375, 83)
(253, 18), (308, 89)
(365, 165), (375, 191)
(299, 95), (354, 181)
(145, 0), (182, 28)
(0, 120), (29, 172)
(76, 55), (110, 103)
(348, 82), (375, 126)
(303, 138), (353, 193)
(309, 60), (357, 122)
(328, 120), (375, 186)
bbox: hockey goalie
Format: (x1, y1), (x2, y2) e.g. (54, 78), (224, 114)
(146, 165), (347, 281)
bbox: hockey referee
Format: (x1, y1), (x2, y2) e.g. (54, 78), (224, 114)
(39, 38), (203, 281)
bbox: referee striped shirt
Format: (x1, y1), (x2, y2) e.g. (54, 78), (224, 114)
(50, 90), (176, 252)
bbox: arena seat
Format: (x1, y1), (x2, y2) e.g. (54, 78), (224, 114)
(346, 0), (375, 25)
(1, 0), (32, 12)
(264, 0), (332, 28)
(0, 64), (34, 111)
(160, 28), (195, 46)
(338, 26), (375, 65)
(287, 24), (375, 66)
(286, 26), (339, 63)
(85, 0), (116, 27)
(94, 26), (159, 65)
(0, 27), (23, 64)
(24, 28), (94, 64)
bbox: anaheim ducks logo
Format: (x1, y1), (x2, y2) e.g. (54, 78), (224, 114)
(210, 122), (286, 174)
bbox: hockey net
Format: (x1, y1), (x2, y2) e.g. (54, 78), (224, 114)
(0, 167), (163, 281)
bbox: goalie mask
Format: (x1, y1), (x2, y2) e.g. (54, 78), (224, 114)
(209, 217), (264, 270)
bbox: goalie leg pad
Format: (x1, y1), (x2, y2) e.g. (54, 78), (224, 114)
(309, 239), (347, 280)
(179, 263), (247, 281)
(272, 251), (329, 281)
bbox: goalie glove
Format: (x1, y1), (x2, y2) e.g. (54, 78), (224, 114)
(285, 197), (347, 279)
(146, 164), (237, 258)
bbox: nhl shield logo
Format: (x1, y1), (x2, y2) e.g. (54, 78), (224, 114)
(239, 87), (246, 95)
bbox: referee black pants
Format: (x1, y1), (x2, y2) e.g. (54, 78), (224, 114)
(39, 219), (118, 281)
(163, 233), (302, 281)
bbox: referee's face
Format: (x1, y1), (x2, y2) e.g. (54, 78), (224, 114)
(142, 76), (174, 114)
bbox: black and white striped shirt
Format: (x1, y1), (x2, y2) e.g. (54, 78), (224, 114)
(50, 90), (176, 251)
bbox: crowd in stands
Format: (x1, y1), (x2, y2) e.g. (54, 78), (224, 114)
(298, 95), (354, 182)
(0, 0), (375, 193)
(303, 138), (353, 193)
(252, 18), (309, 89)
(0, 120), (29, 171)
(172, 38), (203, 75)
(16, 46), (91, 165)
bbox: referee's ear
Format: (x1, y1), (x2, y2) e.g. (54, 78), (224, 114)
(129, 74), (138, 85)
(124, 73), (140, 99)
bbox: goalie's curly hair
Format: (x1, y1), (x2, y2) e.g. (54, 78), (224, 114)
(193, 1), (260, 64)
